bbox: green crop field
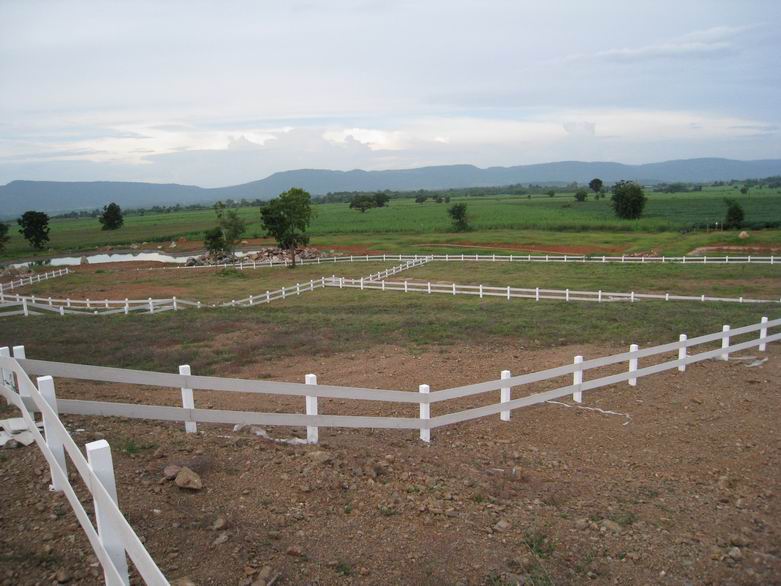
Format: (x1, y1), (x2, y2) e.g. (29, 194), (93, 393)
(2, 186), (780, 261)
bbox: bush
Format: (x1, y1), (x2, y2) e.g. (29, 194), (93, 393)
(574, 189), (588, 202)
(724, 198), (744, 229)
(204, 226), (226, 253)
(546, 190), (556, 198)
(611, 181), (647, 219)
(447, 203), (470, 231)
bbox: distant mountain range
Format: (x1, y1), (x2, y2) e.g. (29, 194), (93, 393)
(1, 157), (780, 217)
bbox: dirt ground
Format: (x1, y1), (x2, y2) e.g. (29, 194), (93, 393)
(1, 341), (780, 586)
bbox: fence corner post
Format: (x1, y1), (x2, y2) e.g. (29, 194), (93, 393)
(678, 334), (687, 372)
(37, 375), (67, 491)
(721, 325), (730, 361)
(573, 356), (583, 403)
(12, 346), (28, 398)
(628, 344), (638, 387)
(419, 384), (430, 443)
(759, 316), (768, 352)
(86, 439), (130, 586)
(500, 370), (511, 421)
(179, 365), (196, 433)
(305, 374), (319, 444)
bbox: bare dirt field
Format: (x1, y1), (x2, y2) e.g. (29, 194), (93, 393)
(1, 342), (779, 586)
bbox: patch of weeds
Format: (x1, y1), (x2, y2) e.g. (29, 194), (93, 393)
(378, 504), (397, 516)
(335, 561), (353, 576)
(94, 269), (107, 274)
(119, 438), (156, 454)
(524, 530), (555, 559)
(574, 550), (596, 575)
(527, 564), (553, 586)
(217, 268), (247, 279)
(343, 504), (352, 514)
(610, 511), (637, 527)
(471, 493), (486, 504)
(486, 571), (511, 585)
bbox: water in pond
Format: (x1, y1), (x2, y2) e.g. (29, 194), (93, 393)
(10, 250), (259, 268)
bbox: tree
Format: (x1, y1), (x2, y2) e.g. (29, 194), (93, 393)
(373, 192), (390, 208)
(203, 226), (226, 254)
(0, 223), (9, 252)
(740, 186), (749, 196)
(415, 195), (427, 203)
(588, 178), (603, 195)
(574, 189), (588, 202)
(349, 195), (376, 213)
(17, 211), (50, 249)
(724, 198), (744, 229)
(260, 187), (314, 267)
(448, 203), (470, 231)
(610, 181), (647, 220)
(546, 190), (556, 198)
(98, 202), (124, 230)
(220, 209), (246, 250)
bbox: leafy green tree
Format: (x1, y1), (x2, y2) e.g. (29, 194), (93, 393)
(740, 186), (749, 196)
(610, 181), (647, 219)
(220, 209), (246, 250)
(98, 202), (124, 230)
(448, 203), (470, 231)
(574, 189), (588, 202)
(724, 198), (744, 229)
(415, 194), (428, 203)
(17, 211), (50, 249)
(203, 226), (227, 254)
(373, 192), (390, 208)
(260, 187), (314, 267)
(349, 194), (376, 213)
(588, 178), (603, 194)
(0, 223), (9, 252)
(546, 190), (556, 197)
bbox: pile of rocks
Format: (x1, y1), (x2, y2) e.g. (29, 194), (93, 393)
(0, 266), (35, 282)
(185, 247), (325, 267)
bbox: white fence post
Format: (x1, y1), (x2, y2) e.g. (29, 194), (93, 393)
(419, 384), (430, 443)
(628, 344), (638, 387)
(759, 316), (768, 352)
(148, 298), (153, 313)
(22, 298), (28, 317)
(179, 365), (196, 433)
(678, 334), (687, 372)
(535, 287), (539, 301)
(721, 325), (730, 361)
(86, 440), (130, 586)
(305, 374), (318, 444)
(500, 370), (511, 421)
(37, 376), (67, 491)
(573, 356), (583, 403)
(173, 297), (178, 311)
(12, 346), (28, 398)
(0, 347), (10, 389)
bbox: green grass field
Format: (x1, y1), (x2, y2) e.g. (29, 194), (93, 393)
(3, 186), (780, 260)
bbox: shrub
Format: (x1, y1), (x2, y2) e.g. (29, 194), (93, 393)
(724, 198), (744, 229)
(611, 181), (647, 219)
(204, 226), (226, 253)
(447, 203), (470, 231)
(574, 189), (588, 202)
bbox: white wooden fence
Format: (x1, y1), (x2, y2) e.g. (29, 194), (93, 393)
(157, 252), (778, 271)
(0, 352), (168, 585)
(0, 267), (70, 292)
(328, 277), (781, 305)
(3, 316), (778, 443)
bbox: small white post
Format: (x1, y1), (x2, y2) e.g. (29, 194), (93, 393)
(535, 287), (539, 301)
(404, 280), (408, 293)
(427, 282), (431, 294)
(22, 298), (28, 317)
(721, 325), (730, 361)
(479, 284), (483, 299)
(630, 291), (635, 303)
(86, 298), (91, 309)
(419, 384), (430, 443)
(452, 283), (456, 295)
(179, 365), (196, 433)
(0, 347), (10, 392)
(573, 356), (583, 403)
(598, 290), (602, 303)
(148, 298), (153, 313)
(12, 346), (28, 398)
(172, 297), (178, 311)
(500, 370), (511, 421)
(86, 440), (130, 586)
(305, 374), (318, 444)
(565, 288), (569, 302)
(678, 334), (687, 372)
(628, 344), (638, 386)
(37, 376), (67, 491)
(506, 286), (510, 300)
(759, 316), (768, 352)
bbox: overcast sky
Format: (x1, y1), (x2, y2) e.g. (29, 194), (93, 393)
(1, 0), (779, 186)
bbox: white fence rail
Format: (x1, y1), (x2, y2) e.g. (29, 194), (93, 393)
(0, 354), (168, 585)
(328, 277), (781, 305)
(0, 267), (70, 292)
(4, 316), (778, 442)
(156, 252), (778, 271)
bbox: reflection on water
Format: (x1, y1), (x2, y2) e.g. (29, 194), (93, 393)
(11, 250), (258, 268)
